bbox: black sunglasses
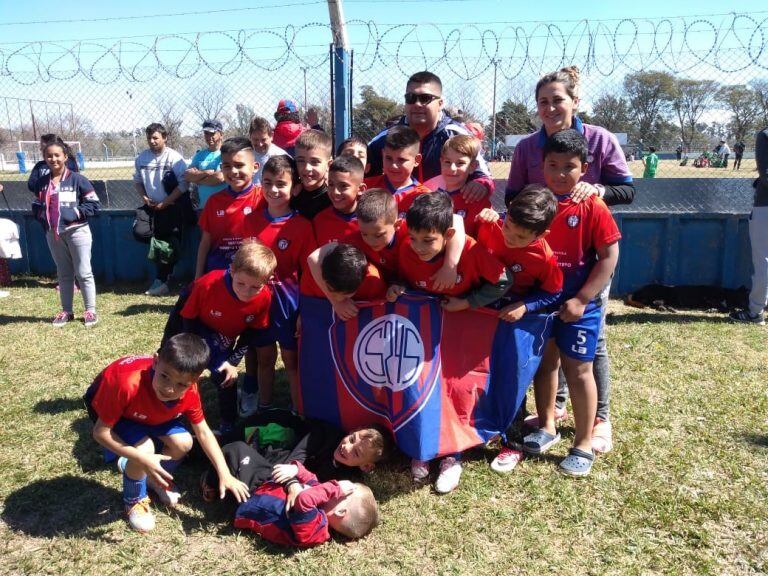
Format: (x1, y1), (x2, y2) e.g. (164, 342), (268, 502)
(404, 92), (441, 105)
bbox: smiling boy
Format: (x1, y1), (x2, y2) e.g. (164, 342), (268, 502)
(313, 155), (367, 246)
(86, 334), (250, 532)
(290, 130), (334, 220)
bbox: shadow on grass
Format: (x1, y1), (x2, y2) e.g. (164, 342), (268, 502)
(71, 416), (105, 473)
(117, 303), (175, 316)
(34, 397), (84, 415)
(607, 312), (731, 325)
(2, 475), (121, 539)
(0, 314), (49, 325)
(740, 433), (768, 448)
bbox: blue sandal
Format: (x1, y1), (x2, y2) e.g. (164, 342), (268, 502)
(522, 429), (561, 454)
(559, 448), (595, 477)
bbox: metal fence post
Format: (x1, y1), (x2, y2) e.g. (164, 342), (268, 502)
(328, 0), (350, 151)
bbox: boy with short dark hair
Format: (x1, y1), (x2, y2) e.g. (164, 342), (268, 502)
(249, 116), (288, 185)
(85, 333), (250, 533)
(303, 243), (388, 305)
(313, 155), (367, 246)
(424, 135), (491, 237)
(195, 137), (260, 278)
(386, 191), (510, 492)
(162, 241), (277, 435)
(364, 125), (432, 220)
(234, 463), (379, 547)
(243, 154), (315, 413)
(337, 136), (370, 175)
(527, 129), (621, 477)
(474, 184), (564, 472)
(290, 129), (334, 220)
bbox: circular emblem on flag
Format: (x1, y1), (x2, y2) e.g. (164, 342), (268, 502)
(278, 238), (289, 250)
(511, 263), (522, 273)
(567, 215), (580, 228)
(353, 314), (424, 392)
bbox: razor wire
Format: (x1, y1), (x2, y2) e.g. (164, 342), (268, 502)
(1, 14), (767, 85)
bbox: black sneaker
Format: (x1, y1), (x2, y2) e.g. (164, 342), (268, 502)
(729, 309), (765, 325)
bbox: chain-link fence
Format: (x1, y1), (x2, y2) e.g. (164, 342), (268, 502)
(1, 15), (767, 188)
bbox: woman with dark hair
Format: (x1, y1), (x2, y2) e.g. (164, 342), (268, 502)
(27, 134), (79, 193)
(502, 66), (635, 463)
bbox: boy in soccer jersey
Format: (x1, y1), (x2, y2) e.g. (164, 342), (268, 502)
(195, 137), (260, 278)
(312, 155), (367, 246)
(527, 129), (621, 477)
(423, 135), (491, 237)
(337, 136), (370, 176)
(302, 243), (388, 306)
(473, 185), (564, 472)
(233, 463), (379, 548)
(290, 130), (334, 220)
(162, 241), (277, 435)
(363, 125), (432, 219)
(385, 192), (510, 493)
(243, 154), (316, 413)
(85, 333), (250, 533)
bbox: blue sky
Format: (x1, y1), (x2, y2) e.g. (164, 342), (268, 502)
(0, 0), (766, 47)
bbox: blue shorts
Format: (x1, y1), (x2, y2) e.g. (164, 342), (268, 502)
(248, 280), (299, 350)
(103, 418), (189, 463)
(552, 301), (602, 362)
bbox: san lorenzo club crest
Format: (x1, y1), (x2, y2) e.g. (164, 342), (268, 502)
(567, 215), (580, 228)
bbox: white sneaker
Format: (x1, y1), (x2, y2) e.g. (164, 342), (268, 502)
(239, 391), (259, 418)
(145, 280), (169, 296)
(490, 447), (523, 473)
(125, 496), (155, 533)
(148, 478), (181, 507)
(434, 456), (462, 494)
(410, 458), (430, 482)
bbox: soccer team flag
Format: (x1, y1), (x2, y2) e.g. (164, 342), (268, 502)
(297, 293), (553, 461)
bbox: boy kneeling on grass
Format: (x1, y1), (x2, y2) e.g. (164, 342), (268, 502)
(85, 333), (250, 533)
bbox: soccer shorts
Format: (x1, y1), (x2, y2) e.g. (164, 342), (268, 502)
(103, 418), (189, 463)
(552, 301), (602, 361)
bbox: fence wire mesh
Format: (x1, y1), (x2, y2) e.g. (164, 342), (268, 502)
(1, 14), (767, 201)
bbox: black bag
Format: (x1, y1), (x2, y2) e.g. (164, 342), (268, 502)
(132, 205), (153, 244)
(162, 169), (197, 228)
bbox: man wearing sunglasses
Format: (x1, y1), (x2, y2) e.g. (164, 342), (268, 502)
(367, 71), (494, 203)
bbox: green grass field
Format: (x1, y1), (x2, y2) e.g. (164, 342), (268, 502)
(0, 279), (766, 575)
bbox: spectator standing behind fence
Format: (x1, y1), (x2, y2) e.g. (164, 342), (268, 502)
(733, 140), (745, 171)
(133, 123), (188, 297)
(642, 147), (659, 178)
(32, 139), (100, 327)
(306, 107), (324, 132)
(367, 71), (494, 203)
(504, 66), (635, 456)
(184, 120), (227, 211)
(273, 100), (305, 157)
(27, 133), (79, 193)
(249, 116), (288, 185)
(714, 139), (731, 168)
(730, 127), (768, 325)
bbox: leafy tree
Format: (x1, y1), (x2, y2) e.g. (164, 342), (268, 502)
(352, 85), (402, 142)
(751, 78), (768, 128)
(623, 71), (677, 141)
(717, 85), (761, 142)
(589, 93), (632, 134)
(487, 99), (536, 141)
(672, 79), (718, 151)
(232, 103), (256, 137)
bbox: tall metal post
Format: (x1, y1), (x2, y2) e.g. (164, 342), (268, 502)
(491, 59), (499, 159)
(327, 0), (350, 150)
